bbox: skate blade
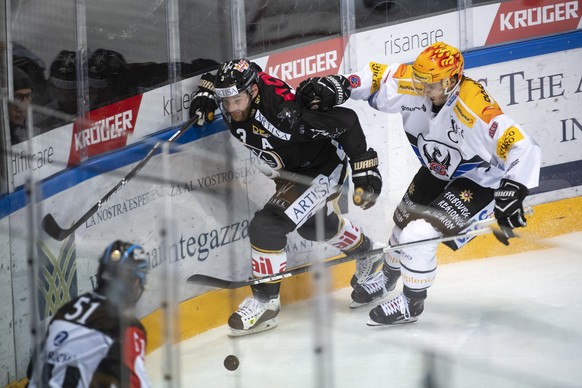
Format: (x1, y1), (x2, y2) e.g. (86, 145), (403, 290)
(228, 317), (279, 337)
(349, 294), (390, 309)
(350, 301), (370, 309)
(366, 316), (418, 326)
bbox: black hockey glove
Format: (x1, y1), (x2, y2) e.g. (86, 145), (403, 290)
(297, 75), (351, 111)
(189, 73), (218, 126)
(493, 178), (529, 245)
(350, 148), (382, 210)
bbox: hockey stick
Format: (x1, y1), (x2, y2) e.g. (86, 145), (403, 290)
(187, 209), (532, 289)
(42, 114), (200, 241)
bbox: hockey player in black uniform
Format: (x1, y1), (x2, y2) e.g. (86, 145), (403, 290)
(189, 59), (384, 336)
(27, 240), (150, 387)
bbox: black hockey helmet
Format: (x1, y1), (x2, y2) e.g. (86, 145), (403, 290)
(214, 59), (258, 99)
(97, 240), (148, 305)
(49, 50), (78, 114)
(49, 50), (77, 90)
(88, 49), (133, 108)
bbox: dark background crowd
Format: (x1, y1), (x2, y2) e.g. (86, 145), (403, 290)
(9, 45), (218, 145)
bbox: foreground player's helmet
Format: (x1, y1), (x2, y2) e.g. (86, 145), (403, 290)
(412, 42), (464, 95)
(97, 240), (148, 306)
(214, 59), (258, 99)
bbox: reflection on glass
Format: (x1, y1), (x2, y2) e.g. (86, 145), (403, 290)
(44, 50), (78, 131)
(355, 0), (458, 29)
(88, 49), (137, 109)
(246, 0), (342, 56)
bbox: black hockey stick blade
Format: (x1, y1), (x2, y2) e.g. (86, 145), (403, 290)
(41, 213), (73, 241)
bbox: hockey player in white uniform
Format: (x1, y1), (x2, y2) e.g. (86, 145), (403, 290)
(27, 240), (150, 387)
(298, 42), (541, 326)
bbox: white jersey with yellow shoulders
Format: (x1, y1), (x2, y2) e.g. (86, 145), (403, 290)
(347, 62), (541, 189)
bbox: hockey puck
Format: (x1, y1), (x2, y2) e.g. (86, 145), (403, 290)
(223, 354), (239, 371)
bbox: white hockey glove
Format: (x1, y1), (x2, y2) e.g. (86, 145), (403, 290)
(350, 148), (382, 210)
(297, 75), (351, 111)
(189, 73), (218, 126)
(493, 178), (529, 245)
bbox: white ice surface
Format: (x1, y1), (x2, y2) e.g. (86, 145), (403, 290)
(147, 232), (582, 388)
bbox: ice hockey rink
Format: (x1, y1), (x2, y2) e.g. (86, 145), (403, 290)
(146, 231), (582, 388)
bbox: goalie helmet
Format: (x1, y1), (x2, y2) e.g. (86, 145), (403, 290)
(412, 42), (464, 95)
(97, 240), (148, 306)
(214, 59), (258, 99)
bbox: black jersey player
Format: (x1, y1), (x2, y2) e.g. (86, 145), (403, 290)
(189, 59), (385, 336)
(27, 240), (150, 387)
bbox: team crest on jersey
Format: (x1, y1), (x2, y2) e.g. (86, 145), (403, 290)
(423, 144), (451, 176)
(417, 135), (463, 179)
(244, 143), (285, 169)
(348, 74), (361, 88)
(459, 190), (473, 202)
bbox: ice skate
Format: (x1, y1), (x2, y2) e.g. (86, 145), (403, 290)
(350, 264), (400, 308)
(367, 292), (424, 326)
(228, 295), (281, 337)
(350, 239), (385, 287)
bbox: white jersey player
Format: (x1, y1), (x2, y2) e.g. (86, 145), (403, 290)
(299, 42), (541, 325)
(27, 240), (150, 387)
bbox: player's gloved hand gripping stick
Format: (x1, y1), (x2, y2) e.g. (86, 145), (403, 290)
(189, 73), (218, 126)
(188, 206), (533, 289)
(350, 148), (382, 210)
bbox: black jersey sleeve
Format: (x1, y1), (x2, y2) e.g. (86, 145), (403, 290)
(300, 106), (368, 159)
(256, 70), (368, 159)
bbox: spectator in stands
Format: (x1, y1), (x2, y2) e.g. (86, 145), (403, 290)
(13, 42), (52, 107)
(87, 48), (219, 107)
(9, 67), (35, 144)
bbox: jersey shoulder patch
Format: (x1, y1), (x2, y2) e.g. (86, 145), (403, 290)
(368, 62), (389, 94)
(496, 126), (525, 161)
(458, 77), (503, 124)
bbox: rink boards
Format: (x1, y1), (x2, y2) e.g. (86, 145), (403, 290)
(141, 195), (582, 350)
(1, 24), (582, 388)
